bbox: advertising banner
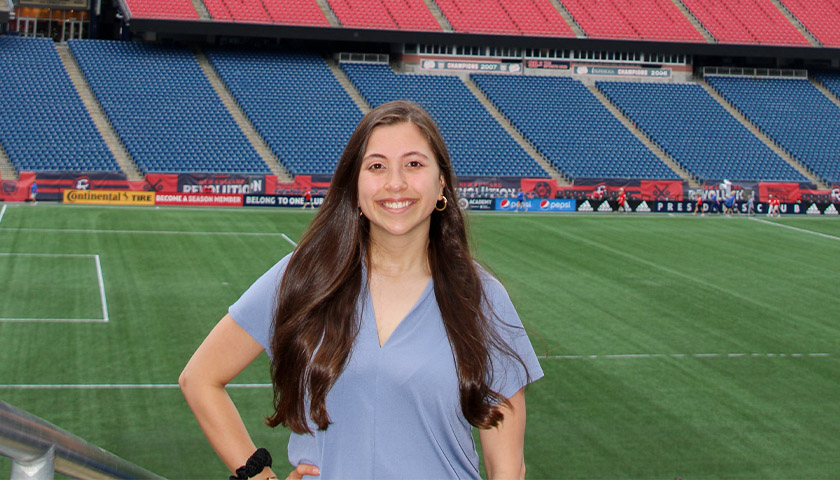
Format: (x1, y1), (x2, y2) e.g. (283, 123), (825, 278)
(34, 171), (136, 201)
(420, 60), (522, 74)
(495, 198), (575, 212)
(243, 194), (323, 208)
(178, 174), (266, 194)
(525, 60), (570, 70)
(63, 189), (155, 206)
(521, 179), (560, 199)
(651, 200), (808, 215)
(155, 193), (243, 207)
(457, 177), (521, 199)
(458, 198), (495, 210)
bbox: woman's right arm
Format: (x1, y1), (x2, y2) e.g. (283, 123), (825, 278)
(179, 313), (276, 479)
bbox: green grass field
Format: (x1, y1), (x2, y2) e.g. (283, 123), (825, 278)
(1, 204), (839, 479)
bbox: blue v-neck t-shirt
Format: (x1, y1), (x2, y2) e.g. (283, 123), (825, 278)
(229, 253), (544, 479)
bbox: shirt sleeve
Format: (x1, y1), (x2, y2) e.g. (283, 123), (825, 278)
(229, 253), (293, 355)
(480, 269), (545, 399)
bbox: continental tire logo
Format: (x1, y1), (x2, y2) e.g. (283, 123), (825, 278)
(63, 189), (155, 205)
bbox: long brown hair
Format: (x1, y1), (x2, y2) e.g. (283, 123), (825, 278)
(267, 100), (526, 434)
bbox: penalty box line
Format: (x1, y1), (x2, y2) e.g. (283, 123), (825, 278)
(0, 253), (109, 323)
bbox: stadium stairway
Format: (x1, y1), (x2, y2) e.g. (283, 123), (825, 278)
(462, 76), (570, 185)
(423, 0), (453, 31)
(548, 0), (586, 37)
(812, 75), (840, 109)
(588, 83), (700, 187)
(669, 0), (715, 43)
(189, 0), (212, 20)
(315, 0), (342, 27)
(194, 49), (293, 181)
(55, 43), (141, 181)
(0, 143), (15, 180)
(699, 78), (828, 188)
(770, 0), (820, 46)
(326, 58), (372, 114)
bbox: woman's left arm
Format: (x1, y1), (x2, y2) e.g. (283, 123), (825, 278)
(478, 388), (527, 480)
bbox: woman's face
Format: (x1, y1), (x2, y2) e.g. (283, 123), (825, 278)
(358, 122), (444, 244)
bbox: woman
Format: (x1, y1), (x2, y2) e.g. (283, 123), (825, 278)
(180, 101), (543, 479)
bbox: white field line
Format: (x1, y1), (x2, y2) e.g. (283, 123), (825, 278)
(280, 233), (298, 247)
(95, 254), (110, 323)
(538, 353), (831, 360)
(0, 227), (297, 238)
(0, 204), (6, 224)
(0, 383), (273, 389)
(749, 217), (840, 241)
(0, 253), (108, 323)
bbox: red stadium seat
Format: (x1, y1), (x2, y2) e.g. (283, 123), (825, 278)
(682, 0), (809, 46)
(779, 0), (840, 47)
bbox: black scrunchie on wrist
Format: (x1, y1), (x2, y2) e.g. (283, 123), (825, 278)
(230, 448), (272, 480)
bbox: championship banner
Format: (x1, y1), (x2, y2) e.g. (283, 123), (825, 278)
(420, 60), (522, 74)
(177, 174), (266, 194)
(574, 65), (671, 79)
(525, 60), (570, 70)
(63, 189), (155, 206)
(155, 193), (243, 207)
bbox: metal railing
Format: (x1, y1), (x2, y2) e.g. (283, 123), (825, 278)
(0, 401), (164, 479)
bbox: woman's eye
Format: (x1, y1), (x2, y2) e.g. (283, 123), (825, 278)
(407, 160), (423, 168)
(368, 163), (384, 170)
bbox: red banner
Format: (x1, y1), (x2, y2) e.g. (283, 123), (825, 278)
(521, 179), (560, 199)
(154, 193), (243, 207)
(0, 172), (36, 202)
(758, 182), (801, 203)
(640, 180), (685, 201)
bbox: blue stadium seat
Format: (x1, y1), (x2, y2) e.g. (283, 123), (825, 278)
(471, 74), (680, 181)
(596, 81), (806, 183)
(341, 63), (549, 178)
(68, 39), (269, 175)
(707, 75), (840, 185)
(205, 49), (362, 176)
(0, 37), (120, 173)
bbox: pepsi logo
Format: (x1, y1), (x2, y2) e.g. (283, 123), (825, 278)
(500, 199), (511, 208)
(539, 200), (549, 209)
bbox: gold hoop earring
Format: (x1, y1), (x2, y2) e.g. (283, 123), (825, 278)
(435, 195), (447, 212)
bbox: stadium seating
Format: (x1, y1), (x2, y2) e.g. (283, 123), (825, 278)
(205, 49), (363, 176)
(681, 0), (809, 46)
(327, 0), (441, 31)
(707, 75), (840, 184)
(596, 81), (807, 182)
(471, 74), (681, 180)
(202, 0), (329, 26)
(813, 70), (840, 99)
(0, 37), (119, 173)
(779, 0), (840, 47)
(122, 0), (199, 20)
(341, 63), (549, 177)
(433, 0), (575, 36)
(559, 0), (705, 42)
(68, 40), (269, 175)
